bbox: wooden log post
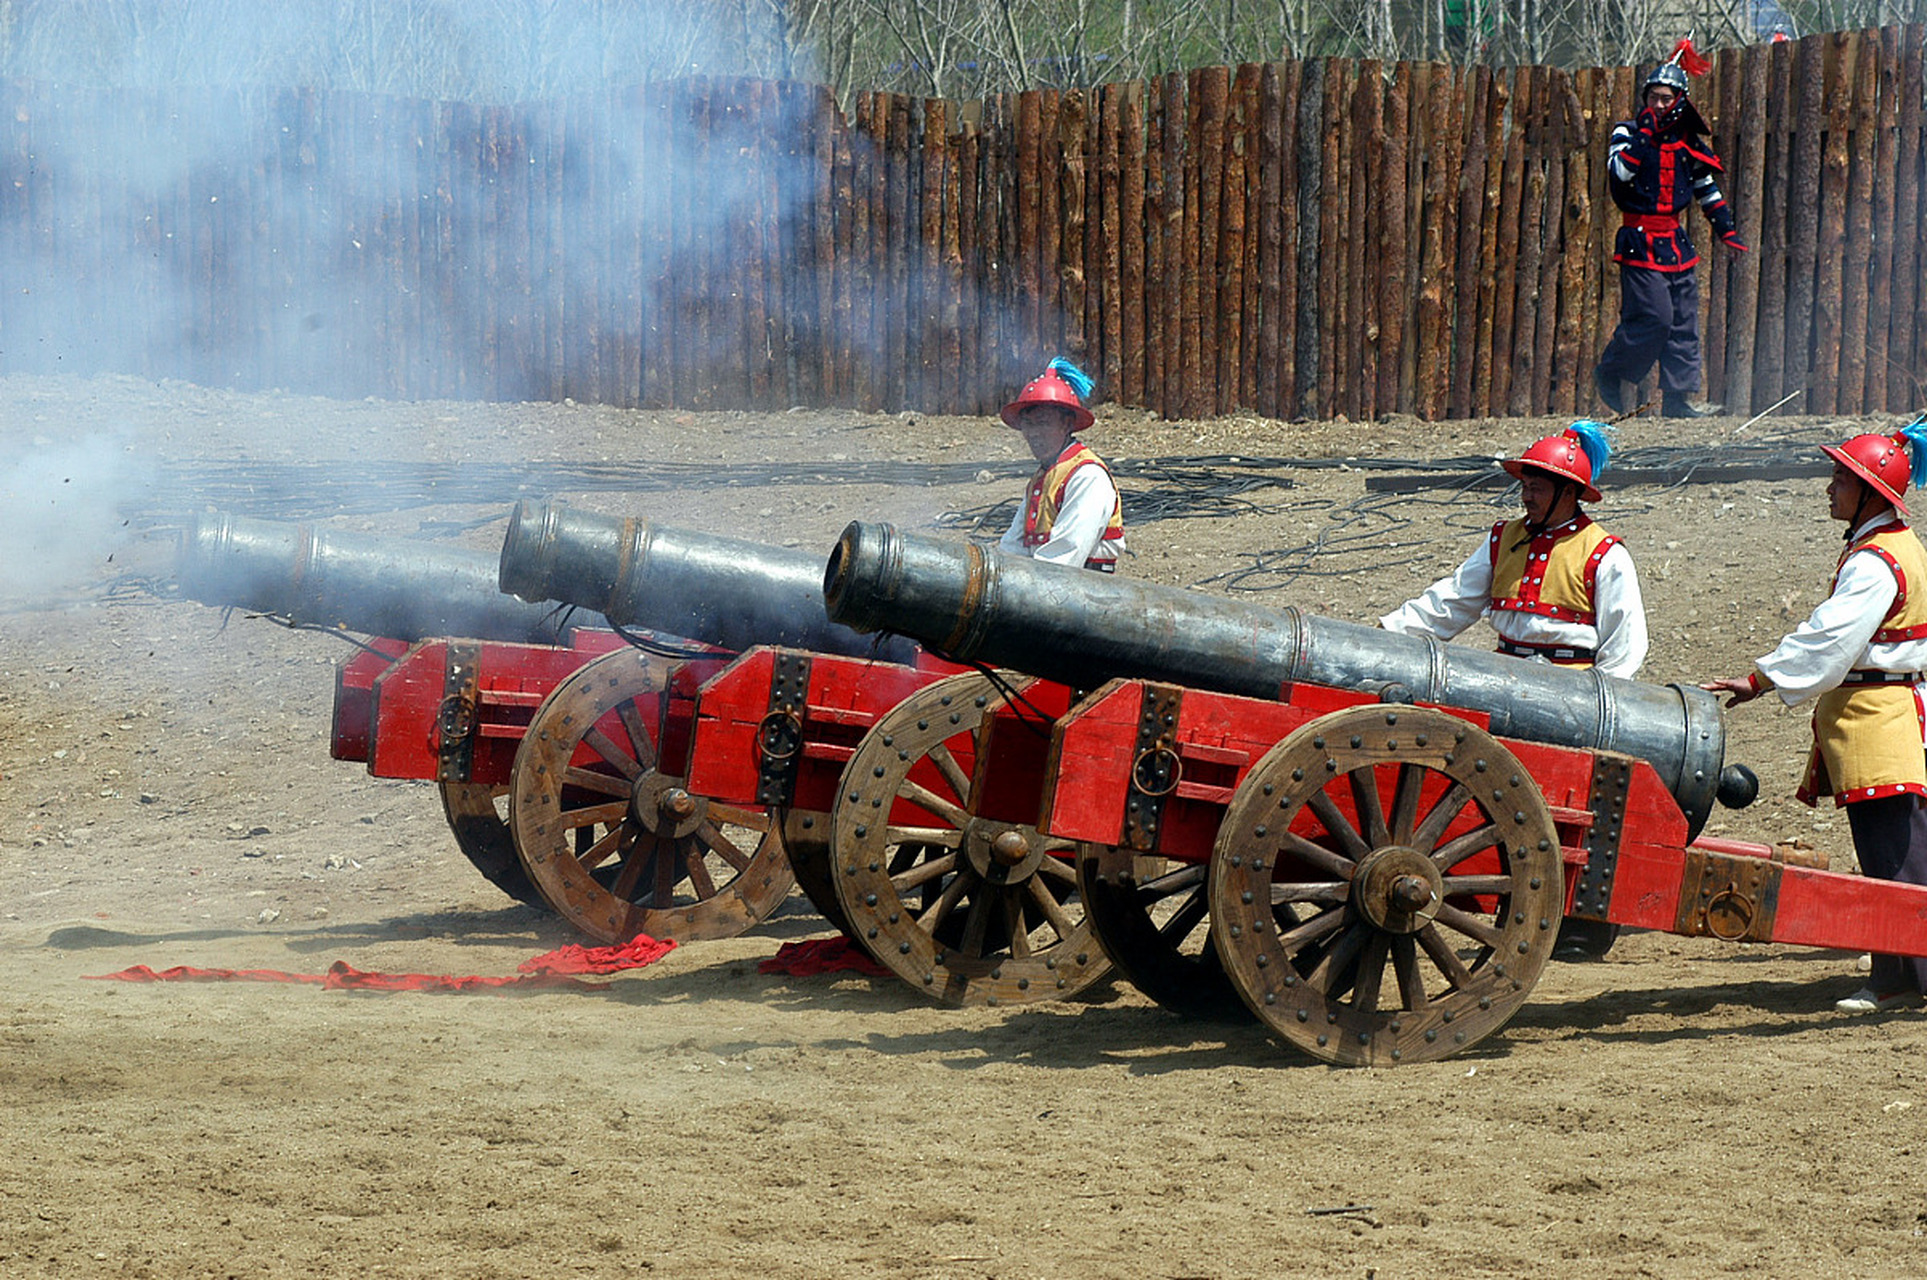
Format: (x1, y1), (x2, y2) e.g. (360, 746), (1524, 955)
(1530, 69), (1571, 415)
(1275, 60), (1304, 419)
(1448, 67), (1491, 420)
(1894, 26), (1925, 408)
(1754, 41), (1795, 410)
(1701, 54), (1733, 405)
(954, 118), (978, 414)
(1723, 42), (1771, 415)
(1215, 65), (1251, 415)
(1192, 67), (1227, 417)
(1376, 62), (1410, 418)
(1549, 70), (1589, 417)
(1163, 72), (1189, 418)
(1316, 60), (1346, 421)
(1785, 35), (1826, 411)
(921, 97), (949, 412)
(1038, 91), (1063, 371)
(1864, 28), (1900, 414)
(1144, 77), (1168, 414)
(1811, 33), (1854, 416)
(1838, 31), (1879, 414)
(1100, 83), (1126, 404)
(1119, 82), (1146, 409)
(1296, 59), (1328, 420)
(1489, 70), (1527, 417)
(1258, 63), (1287, 419)
(1505, 67), (1545, 417)
(1416, 65), (1460, 421)
(1235, 63), (1263, 414)
(1059, 89), (1089, 373)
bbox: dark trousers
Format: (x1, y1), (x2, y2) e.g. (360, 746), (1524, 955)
(1844, 793), (1927, 996)
(1596, 264), (1701, 393)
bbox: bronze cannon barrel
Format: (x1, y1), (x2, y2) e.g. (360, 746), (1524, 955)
(498, 499), (918, 663)
(177, 512), (581, 645)
(823, 521), (1755, 837)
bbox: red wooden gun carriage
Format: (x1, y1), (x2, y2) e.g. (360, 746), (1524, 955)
(807, 522), (1927, 1066)
(181, 508), (1114, 1008)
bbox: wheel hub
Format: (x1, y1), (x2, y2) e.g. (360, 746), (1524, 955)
(630, 771), (708, 839)
(1350, 845), (1444, 934)
(962, 818), (1046, 883)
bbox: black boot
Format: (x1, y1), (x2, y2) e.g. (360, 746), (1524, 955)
(1593, 365), (1627, 415)
(1662, 390), (1720, 418)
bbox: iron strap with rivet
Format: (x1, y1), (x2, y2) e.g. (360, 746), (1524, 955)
(1568, 752), (1634, 921)
(1122, 682), (1185, 851)
(756, 650), (813, 806)
(436, 640), (482, 784)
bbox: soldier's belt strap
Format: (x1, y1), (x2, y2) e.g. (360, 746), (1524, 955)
(1497, 639), (1596, 664)
(1841, 668), (1924, 686)
(1622, 213), (1681, 232)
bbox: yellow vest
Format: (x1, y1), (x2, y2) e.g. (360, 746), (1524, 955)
(1021, 442), (1124, 559)
(1486, 515), (1620, 625)
(1800, 520), (1927, 806)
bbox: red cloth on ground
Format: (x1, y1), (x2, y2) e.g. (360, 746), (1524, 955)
(518, 934), (676, 975)
(757, 936), (890, 977)
(80, 944), (672, 992)
(85, 964), (325, 984)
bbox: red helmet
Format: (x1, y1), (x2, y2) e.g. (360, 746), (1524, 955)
(1503, 429), (1602, 503)
(1001, 367), (1093, 432)
(1824, 433), (1916, 515)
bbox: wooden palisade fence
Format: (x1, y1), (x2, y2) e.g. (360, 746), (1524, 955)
(0, 26), (1919, 421)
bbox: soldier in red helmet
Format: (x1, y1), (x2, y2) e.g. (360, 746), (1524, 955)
(1380, 421), (1649, 680)
(996, 358), (1125, 572)
(1593, 41), (1747, 419)
(1705, 425), (1927, 1014)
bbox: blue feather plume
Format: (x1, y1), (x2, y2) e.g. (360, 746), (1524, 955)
(1901, 416), (1927, 492)
(1048, 357), (1095, 400)
(1566, 418), (1616, 478)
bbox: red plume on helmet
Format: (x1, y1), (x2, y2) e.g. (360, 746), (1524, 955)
(1824, 425), (1927, 516)
(1502, 421), (1615, 503)
(1000, 358), (1095, 431)
(1670, 37), (1712, 78)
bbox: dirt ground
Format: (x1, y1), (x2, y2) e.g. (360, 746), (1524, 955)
(4, 372), (1926, 1279)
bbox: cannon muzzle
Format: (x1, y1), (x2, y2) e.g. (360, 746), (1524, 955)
(499, 499), (917, 663)
(177, 512), (581, 645)
(825, 521), (1746, 838)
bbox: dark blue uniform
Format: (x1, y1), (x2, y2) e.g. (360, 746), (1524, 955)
(1594, 110), (1740, 411)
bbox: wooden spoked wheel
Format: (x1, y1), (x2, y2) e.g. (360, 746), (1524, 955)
(1076, 848), (1254, 1021)
(509, 648), (795, 944)
(779, 809), (858, 938)
(1207, 706), (1562, 1066)
(828, 672), (1109, 1005)
(439, 781), (549, 909)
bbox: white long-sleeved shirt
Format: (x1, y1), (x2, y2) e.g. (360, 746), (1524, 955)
(997, 462), (1126, 568)
(1378, 520), (1649, 680)
(1758, 512), (1927, 706)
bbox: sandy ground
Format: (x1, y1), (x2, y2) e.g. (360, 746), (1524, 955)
(4, 373), (1926, 1279)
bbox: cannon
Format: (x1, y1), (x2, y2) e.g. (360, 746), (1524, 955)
(181, 508), (916, 950)
(178, 511), (582, 647)
(177, 512), (631, 907)
(496, 500), (1114, 1003)
(818, 523), (1927, 1066)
